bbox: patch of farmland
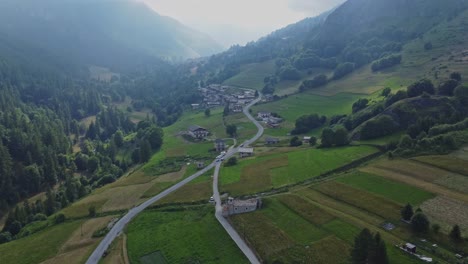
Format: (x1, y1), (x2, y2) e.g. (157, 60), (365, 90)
(413, 155), (468, 176)
(313, 181), (401, 221)
(336, 171), (435, 205)
(277, 195), (336, 225)
(420, 196), (468, 235)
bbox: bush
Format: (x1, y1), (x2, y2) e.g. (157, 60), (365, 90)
(279, 65), (301, 80)
(333, 62), (355, 80)
(291, 114), (326, 135)
(454, 85), (468, 104)
(89, 205), (97, 217)
(352, 98), (369, 113)
(385, 90), (407, 107)
(0, 232), (12, 244)
(411, 213), (430, 233)
(438, 79), (459, 96)
(321, 126), (349, 147)
(360, 115), (398, 140)
(225, 157), (237, 167)
(290, 136), (303, 147)
(55, 213), (66, 224)
(371, 54), (402, 72)
(300, 75), (328, 91)
(33, 213), (47, 222)
(407, 79), (435, 97)
(450, 72), (462, 82)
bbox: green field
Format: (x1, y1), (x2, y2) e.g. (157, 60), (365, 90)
(220, 145), (378, 196)
(231, 196), (420, 264)
(413, 155), (468, 176)
(0, 221), (82, 264)
(126, 206), (248, 264)
(223, 60), (275, 90)
(336, 171), (435, 205)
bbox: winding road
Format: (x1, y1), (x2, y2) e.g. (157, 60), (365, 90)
(87, 93), (264, 264)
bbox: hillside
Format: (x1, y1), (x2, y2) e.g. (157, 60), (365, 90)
(0, 0), (222, 72)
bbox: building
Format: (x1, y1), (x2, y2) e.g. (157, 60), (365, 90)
(238, 147), (254, 158)
(303, 136), (312, 144)
(191, 104), (200, 110)
(257, 112), (271, 119)
(404, 243), (417, 253)
(214, 139), (226, 152)
(196, 161), (205, 169)
(188, 125), (209, 139)
(265, 137), (280, 145)
(222, 197), (262, 217)
(229, 104), (243, 113)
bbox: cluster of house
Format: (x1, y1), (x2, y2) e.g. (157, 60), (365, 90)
(194, 84), (257, 113)
(257, 112), (283, 128)
(222, 197), (262, 217)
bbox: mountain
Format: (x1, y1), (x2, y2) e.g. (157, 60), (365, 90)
(0, 0), (223, 72)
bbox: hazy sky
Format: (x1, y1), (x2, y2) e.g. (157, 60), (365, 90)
(140, 0), (345, 47)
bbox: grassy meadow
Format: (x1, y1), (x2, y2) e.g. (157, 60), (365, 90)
(219, 145), (378, 196)
(126, 206), (248, 264)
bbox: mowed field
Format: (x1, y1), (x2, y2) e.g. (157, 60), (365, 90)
(361, 157), (468, 235)
(126, 206), (248, 264)
(223, 60), (275, 90)
(0, 216), (115, 264)
(219, 145), (378, 196)
(230, 196), (421, 264)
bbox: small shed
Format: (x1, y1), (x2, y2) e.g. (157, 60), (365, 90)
(404, 243), (416, 253)
(196, 161), (205, 169)
(238, 147), (254, 158)
(265, 137), (280, 145)
(303, 136), (312, 144)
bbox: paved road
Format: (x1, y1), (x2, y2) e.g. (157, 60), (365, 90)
(86, 162), (215, 264)
(87, 94), (263, 264)
(211, 94), (263, 264)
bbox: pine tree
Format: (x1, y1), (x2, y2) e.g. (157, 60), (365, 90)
(401, 203), (414, 221)
(450, 225), (462, 243)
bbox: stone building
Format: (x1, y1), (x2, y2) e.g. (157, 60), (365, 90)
(188, 125), (209, 139)
(222, 197), (262, 217)
(214, 139), (226, 152)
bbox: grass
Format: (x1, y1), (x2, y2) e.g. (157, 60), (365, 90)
(0, 220), (82, 264)
(420, 196), (468, 235)
(126, 206), (248, 264)
(220, 145), (377, 196)
(413, 155), (468, 176)
(223, 60), (275, 90)
(277, 195), (336, 225)
(321, 219), (361, 244)
(336, 171), (435, 205)
(313, 181), (402, 221)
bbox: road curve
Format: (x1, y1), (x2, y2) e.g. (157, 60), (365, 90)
(211, 94), (263, 264)
(87, 94), (264, 264)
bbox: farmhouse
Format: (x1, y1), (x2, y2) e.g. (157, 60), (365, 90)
(214, 139), (226, 152)
(188, 125), (209, 139)
(238, 147), (254, 158)
(257, 112), (271, 119)
(222, 197), (262, 217)
(265, 137), (280, 144)
(303, 136), (312, 144)
(229, 104), (243, 113)
(191, 103), (200, 110)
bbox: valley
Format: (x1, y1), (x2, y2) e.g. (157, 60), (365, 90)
(0, 0), (468, 264)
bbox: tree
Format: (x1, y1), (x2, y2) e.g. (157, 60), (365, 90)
(454, 85), (468, 104)
(432, 224), (441, 234)
(334, 126), (349, 146)
(55, 213), (66, 224)
(226, 124), (237, 138)
(139, 140), (152, 162)
(290, 136), (303, 147)
(411, 213), (430, 233)
(8, 221), (22, 236)
(114, 130), (124, 147)
(424, 42), (433, 50)
(407, 79), (435, 97)
(450, 72), (462, 82)
(351, 229), (388, 264)
(225, 157), (237, 167)
(438, 79), (459, 96)
(204, 108), (211, 117)
(309, 136), (317, 146)
(87, 156), (99, 173)
(449, 225), (462, 243)
(88, 205), (96, 217)
(381, 87), (391, 97)
(223, 104), (230, 116)
(321, 128), (335, 147)
(0, 232), (12, 244)
(401, 203), (414, 221)
(352, 98), (369, 113)
(333, 62), (355, 80)
(292, 114), (326, 134)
